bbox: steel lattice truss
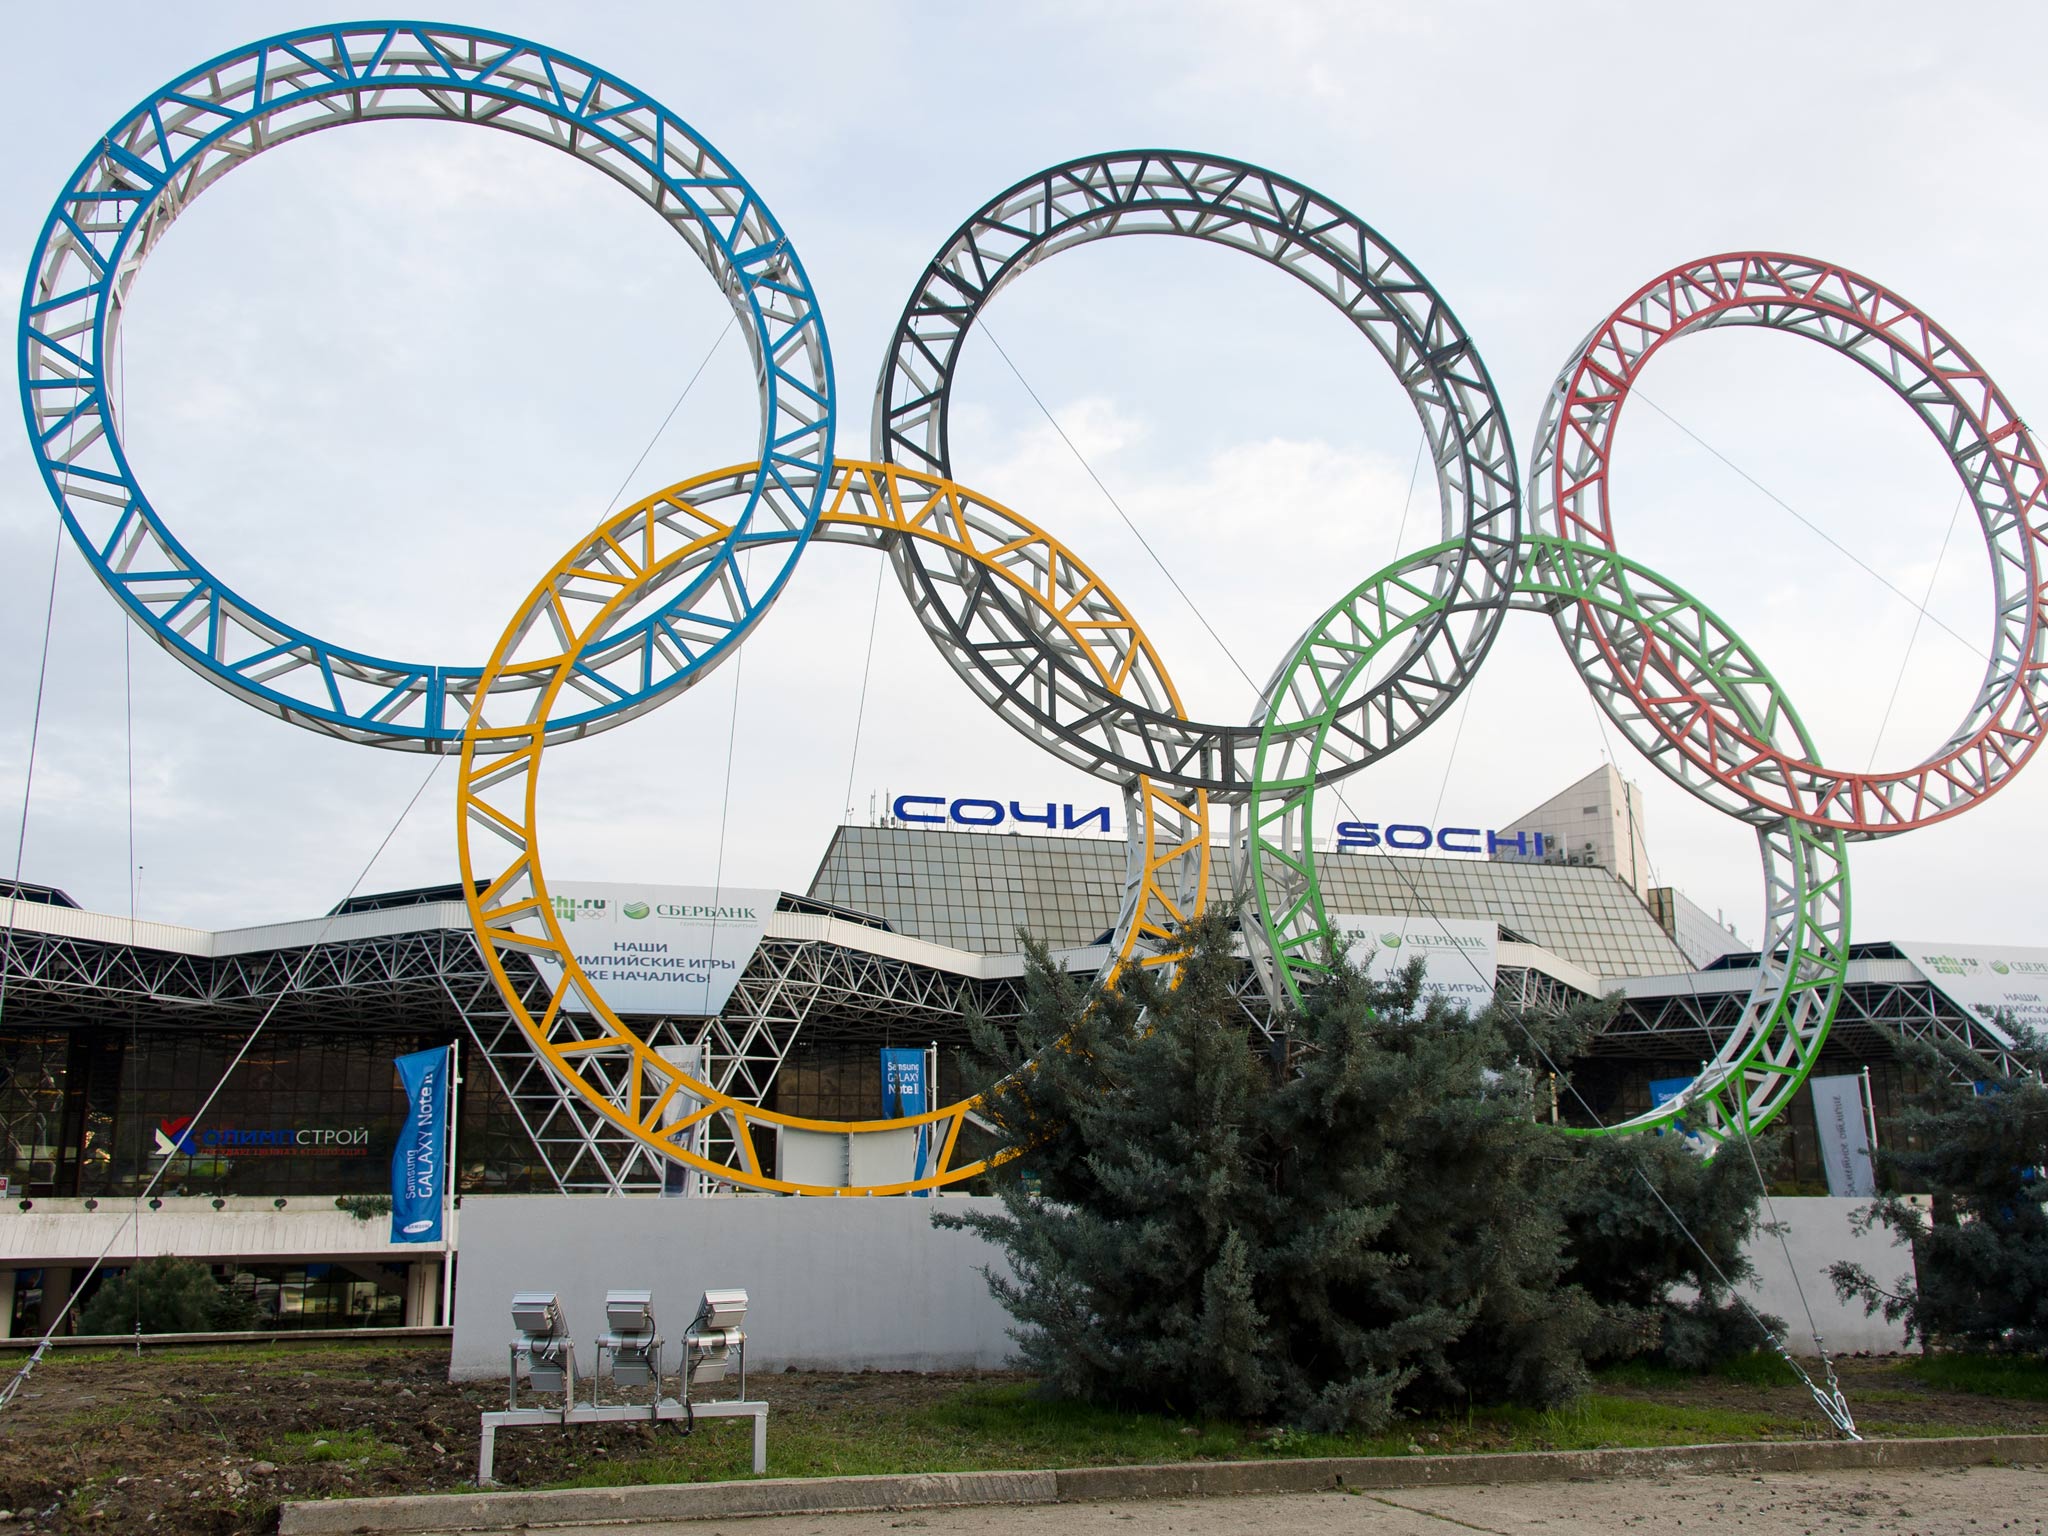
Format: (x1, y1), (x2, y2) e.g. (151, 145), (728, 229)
(455, 458), (1216, 1193)
(1529, 254), (2048, 835)
(1604, 975), (2028, 1083)
(873, 151), (1519, 794)
(19, 22), (833, 750)
(0, 915), (2027, 1195)
(0, 918), (1045, 1195)
(17, 21), (2047, 1193)
(1240, 536), (1855, 1144)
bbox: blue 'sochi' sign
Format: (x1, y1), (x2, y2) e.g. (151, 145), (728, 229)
(390, 1047), (450, 1244)
(1335, 822), (1551, 857)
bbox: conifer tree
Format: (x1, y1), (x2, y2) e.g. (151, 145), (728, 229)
(1829, 1026), (2048, 1356)
(1562, 1130), (1783, 1368)
(942, 914), (1638, 1430)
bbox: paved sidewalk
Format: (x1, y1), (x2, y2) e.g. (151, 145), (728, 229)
(491, 1464), (2048, 1535)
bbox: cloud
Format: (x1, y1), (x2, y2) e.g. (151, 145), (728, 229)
(0, 1), (2043, 956)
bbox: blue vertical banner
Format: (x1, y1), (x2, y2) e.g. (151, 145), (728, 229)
(391, 1047), (451, 1244)
(879, 1047), (930, 1190)
(1649, 1075), (1699, 1143)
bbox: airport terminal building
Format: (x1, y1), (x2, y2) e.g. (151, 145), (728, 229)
(0, 767), (2033, 1336)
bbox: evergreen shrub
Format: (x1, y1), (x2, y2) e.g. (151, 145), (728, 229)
(940, 914), (1779, 1432)
(1829, 1026), (2048, 1356)
(76, 1255), (263, 1336)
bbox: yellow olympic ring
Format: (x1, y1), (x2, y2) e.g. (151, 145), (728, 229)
(458, 460), (1208, 1194)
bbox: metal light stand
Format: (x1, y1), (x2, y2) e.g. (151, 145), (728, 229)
(480, 1289), (769, 1486)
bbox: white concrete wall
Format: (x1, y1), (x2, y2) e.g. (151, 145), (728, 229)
(0, 1197), (457, 1265)
(449, 1195), (1017, 1380)
(1736, 1195), (1919, 1356)
(449, 1193), (1918, 1383)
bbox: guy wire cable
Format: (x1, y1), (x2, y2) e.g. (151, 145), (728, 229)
(841, 553), (890, 825)
(599, 315), (737, 520)
(701, 545), (750, 1172)
(125, 612), (141, 1351)
(0, 519), (69, 1043)
(1634, 390), (1982, 662)
(0, 754), (446, 1410)
(1580, 694), (1856, 1434)
(975, 332), (1863, 1431)
(1591, 390), (1993, 1423)
(1865, 485), (1969, 772)
(121, 298), (143, 1351)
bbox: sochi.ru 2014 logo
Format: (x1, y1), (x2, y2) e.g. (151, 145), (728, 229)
(153, 1115), (196, 1157)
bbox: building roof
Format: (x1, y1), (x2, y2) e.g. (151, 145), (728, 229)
(807, 824), (1693, 979)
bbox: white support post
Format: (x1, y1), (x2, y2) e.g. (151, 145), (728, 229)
(442, 1040), (461, 1326)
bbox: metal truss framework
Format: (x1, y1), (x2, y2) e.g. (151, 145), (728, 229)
(1529, 254), (2048, 835)
(20, 22), (834, 750)
(457, 458), (1211, 1194)
(0, 918), (2024, 1198)
(14, 32), (2044, 1199)
(1601, 977), (2029, 1084)
(447, 935), (1039, 1194)
(0, 918), (1044, 1196)
(873, 151), (1520, 794)
(1241, 536), (1855, 1145)
(1229, 253), (2048, 1145)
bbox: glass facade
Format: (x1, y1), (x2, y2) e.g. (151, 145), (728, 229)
(809, 825), (1127, 952)
(0, 1025), (547, 1199)
(809, 825), (1693, 979)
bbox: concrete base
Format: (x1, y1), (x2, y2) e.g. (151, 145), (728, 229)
(450, 1196), (1016, 1379)
(276, 1434), (2048, 1535)
(1739, 1196), (1919, 1354)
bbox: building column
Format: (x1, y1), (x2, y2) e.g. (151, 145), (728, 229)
(37, 1268), (73, 1334)
(0, 1271), (16, 1338)
(403, 1261), (442, 1327)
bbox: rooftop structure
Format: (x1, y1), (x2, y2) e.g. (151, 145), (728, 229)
(809, 823), (1693, 979)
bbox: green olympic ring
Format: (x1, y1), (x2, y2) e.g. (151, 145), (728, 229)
(1239, 535), (1851, 1144)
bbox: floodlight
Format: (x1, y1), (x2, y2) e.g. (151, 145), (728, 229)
(508, 1290), (574, 1400)
(698, 1289), (748, 1330)
(684, 1288), (749, 1392)
(594, 1288), (662, 1394)
(511, 1291), (564, 1339)
(604, 1289), (654, 1335)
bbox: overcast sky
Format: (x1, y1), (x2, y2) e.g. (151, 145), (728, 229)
(4, 2), (2047, 953)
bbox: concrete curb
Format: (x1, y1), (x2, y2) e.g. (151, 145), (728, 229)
(277, 1433), (2048, 1534)
(0, 1325), (449, 1353)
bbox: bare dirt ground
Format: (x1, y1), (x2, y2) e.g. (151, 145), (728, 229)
(0, 1340), (2040, 1535)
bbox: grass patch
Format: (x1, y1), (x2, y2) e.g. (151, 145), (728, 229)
(1513, 1394), (1804, 1448)
(533, 1381), (1840, 1494)
(33, 1338), (423, 1372)
(1594, 1351), (1797, 1391)
(271, 1427), (404, 1465)
(1902, 1355), (2048, 1401)
(61, 1399), (159, 1432)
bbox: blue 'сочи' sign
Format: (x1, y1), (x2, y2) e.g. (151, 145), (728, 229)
(391, 1047), (450, 1244)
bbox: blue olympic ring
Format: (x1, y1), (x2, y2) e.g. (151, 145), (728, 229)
(18, 22), (835, 749)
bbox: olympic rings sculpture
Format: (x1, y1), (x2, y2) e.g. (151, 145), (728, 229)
(25, 25), (2048, 1188)
(19, 23), (833, 749)
(874, 153), (1520, 795)
(454, 460), (1209, 1193)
